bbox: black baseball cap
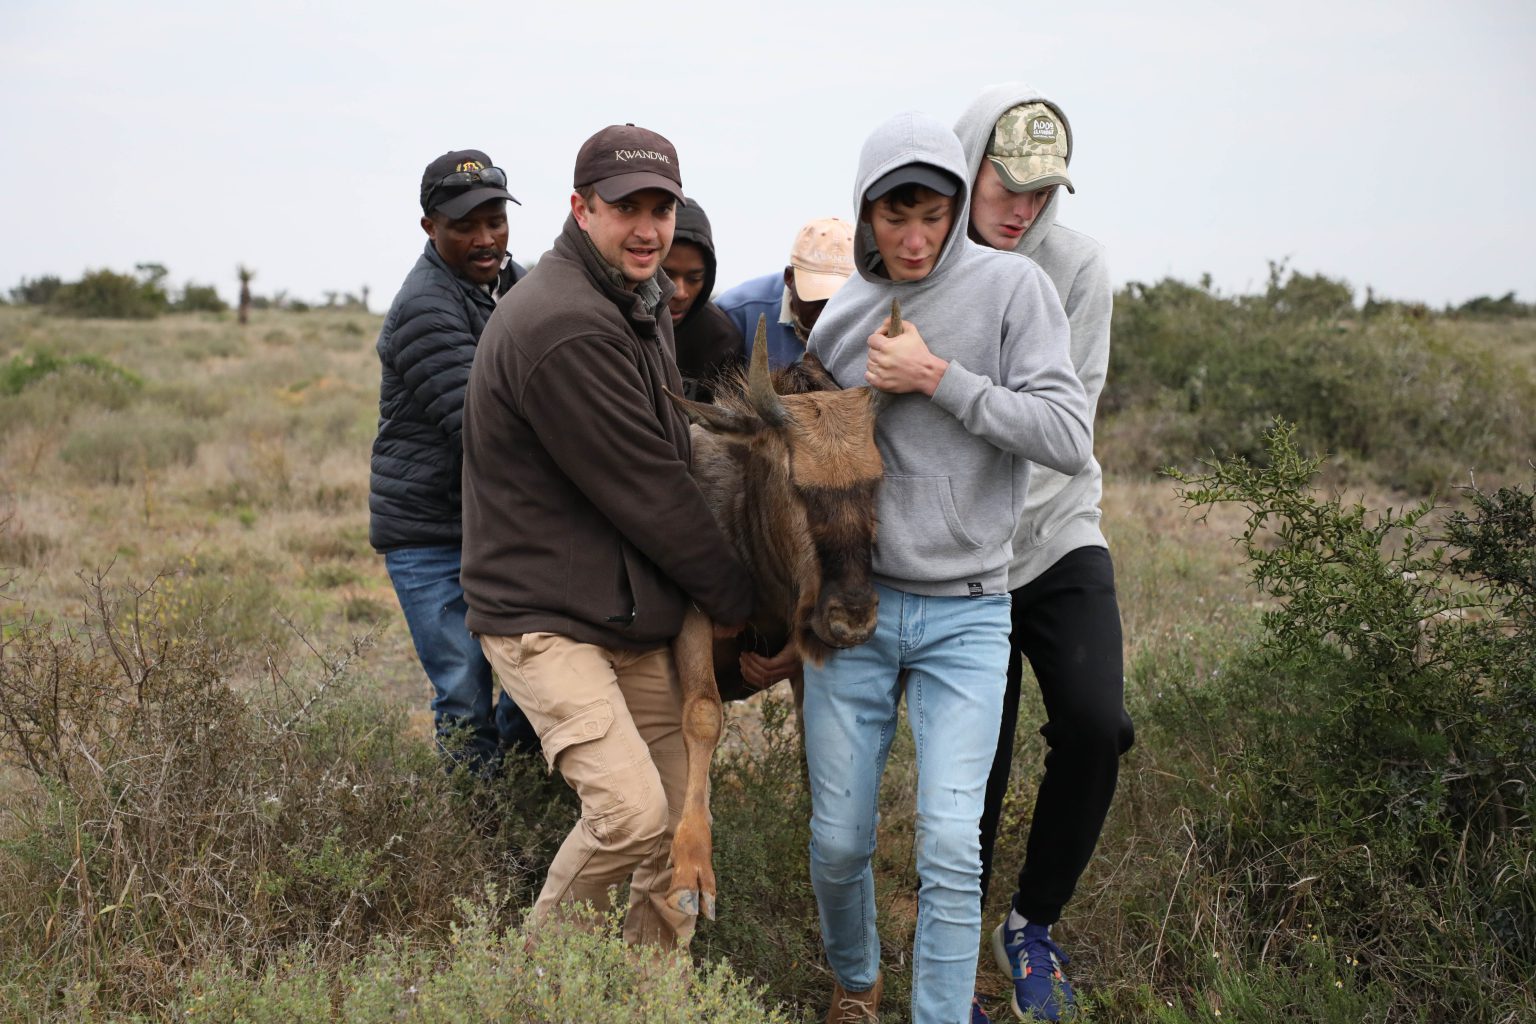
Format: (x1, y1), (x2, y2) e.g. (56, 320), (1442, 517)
(573, 124), (685, 204)
(420, 149), (519, 219)
(865, 162), (959, 202)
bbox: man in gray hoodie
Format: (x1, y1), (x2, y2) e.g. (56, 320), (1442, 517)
(805, 110), (1090, 1024)
(954, 84), (1136, 1022)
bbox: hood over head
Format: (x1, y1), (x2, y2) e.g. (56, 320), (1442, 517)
(851, 111), (972, 285)
(954, 82), (1073, 258)
(670, 195), (719, 330)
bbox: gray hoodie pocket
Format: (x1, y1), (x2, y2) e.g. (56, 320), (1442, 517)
(875, 475), (982, 580)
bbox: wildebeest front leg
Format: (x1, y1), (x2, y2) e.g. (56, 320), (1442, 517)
(667, 603), (722, 921)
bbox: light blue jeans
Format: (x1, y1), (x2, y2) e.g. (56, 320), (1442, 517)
(385, 544), (536, 772)
(804, 583), (1011, 1024)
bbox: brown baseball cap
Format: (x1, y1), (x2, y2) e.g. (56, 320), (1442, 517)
(789, 217), (855, 302)
(573, 123), (685, 204)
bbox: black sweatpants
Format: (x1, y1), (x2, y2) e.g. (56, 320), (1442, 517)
(977, 545), (1135, 925)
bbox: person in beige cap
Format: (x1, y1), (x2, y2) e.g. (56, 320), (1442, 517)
(461, 123), (752, 951)
(716, 216), (855, 370)
(955, 85), (1135, 1023)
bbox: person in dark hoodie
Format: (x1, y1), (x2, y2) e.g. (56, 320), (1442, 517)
(461, 124), (752, 951)
(662, 196), (743, 402)
(369, 148), (536, 776)
(955, 84), (1136, 1024)
(805, 111), (1090, 1024)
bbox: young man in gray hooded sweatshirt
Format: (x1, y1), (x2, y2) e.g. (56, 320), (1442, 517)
(954, 83), (1136, 1022)
(805, 110), (1091, 1024)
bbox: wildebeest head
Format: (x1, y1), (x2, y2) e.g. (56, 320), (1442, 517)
(669, 316), (884, 662)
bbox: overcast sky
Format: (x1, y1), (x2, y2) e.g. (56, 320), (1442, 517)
(4, 0), (1532, 311)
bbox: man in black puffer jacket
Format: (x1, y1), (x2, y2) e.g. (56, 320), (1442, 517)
(370, 148), (535, 774)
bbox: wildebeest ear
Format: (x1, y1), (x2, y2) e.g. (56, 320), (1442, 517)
(792, 352), (842, 393)
(664, 387), (764, 436)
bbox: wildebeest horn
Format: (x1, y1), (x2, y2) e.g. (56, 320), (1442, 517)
(747, 314), (786, 427)
(863, 298), (903, 417)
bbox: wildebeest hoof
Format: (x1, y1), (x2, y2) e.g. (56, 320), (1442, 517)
(669, 888), (699, 917)
(664, 885), (718, 921)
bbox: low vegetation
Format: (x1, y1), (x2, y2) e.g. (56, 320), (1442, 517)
(1102, 263), (1536, 494)
(0, 272), (1532, 1022)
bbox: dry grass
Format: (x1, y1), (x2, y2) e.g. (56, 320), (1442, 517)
(0, 305), (405, 689)
(3, 303), (1531, 1022)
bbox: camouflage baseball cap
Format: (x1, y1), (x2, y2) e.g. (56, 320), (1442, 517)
(987, 102), (1074, 194)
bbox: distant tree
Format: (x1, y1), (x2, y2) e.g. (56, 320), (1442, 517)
(1264, 259), (1354, 320)
(135, 262), (170, 292)
(1362, 286), (1429, 321)
(52, 268), (168, 319)
(10, 275), (63, 306)
(237, 265), (255, 325)
(178, 283), (227, 313)
(1454, 291), (1531, 318)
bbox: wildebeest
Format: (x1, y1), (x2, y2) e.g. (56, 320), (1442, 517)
(663, 312), (889, 921)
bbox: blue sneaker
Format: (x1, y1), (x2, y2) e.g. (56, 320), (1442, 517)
(991, 920), (1075, 1020)
(972, 993), (992, 1023)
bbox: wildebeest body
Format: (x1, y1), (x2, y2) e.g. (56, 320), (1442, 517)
(663, 316), (886, 920)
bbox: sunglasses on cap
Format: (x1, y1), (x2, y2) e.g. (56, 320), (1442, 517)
(424, 166), (508, 209)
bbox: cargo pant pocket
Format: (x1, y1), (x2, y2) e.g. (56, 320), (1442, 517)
(539, 698), (615, 770)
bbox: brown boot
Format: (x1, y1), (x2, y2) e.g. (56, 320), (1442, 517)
(826, 971), (883, 1023)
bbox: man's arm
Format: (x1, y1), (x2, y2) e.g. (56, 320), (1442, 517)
(862, 277), (1092, 475)
(385, 292), (479, 446)
(520, 334), (752, 626)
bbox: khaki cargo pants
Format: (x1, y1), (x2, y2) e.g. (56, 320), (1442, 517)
(480, 631), (694, 949)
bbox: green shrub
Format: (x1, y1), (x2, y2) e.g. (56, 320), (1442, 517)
(178, 282), (228, 312)
(0, 513), (53, 568)
(1453, 291), (1533, 319)
(282, 525), (372, 563)
(1166, 424), (1536, 1015)
(49, 267), (169, 319)
(0, 571), (572, 1017)
(1104, 274), (1536, 491)
(342, 594), (390, 623)
(9, 275), (63, 306)
(151, 555), (298, 651)
(0, 350), (142, 396)
(58, 408), (202, 484)
(147, 379), (233, 420)
(171, 898), (789, 1024)
(694, 694), (827, 1007)
(305, 561), (363, 589)
(1263, 261), (1355, 320)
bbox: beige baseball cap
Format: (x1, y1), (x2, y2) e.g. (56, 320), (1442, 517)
(987, 102), (1074, 194)
(789, 217), (855, 302)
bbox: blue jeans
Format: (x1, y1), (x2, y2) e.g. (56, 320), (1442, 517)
(385, 545), (537, 771)
(804, 583), (1011, 1024)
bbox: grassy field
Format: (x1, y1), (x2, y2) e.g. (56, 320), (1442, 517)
(1, 300), (1531, 1022)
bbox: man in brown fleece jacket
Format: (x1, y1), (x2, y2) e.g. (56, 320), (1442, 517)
(461, 123), (752, 950)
